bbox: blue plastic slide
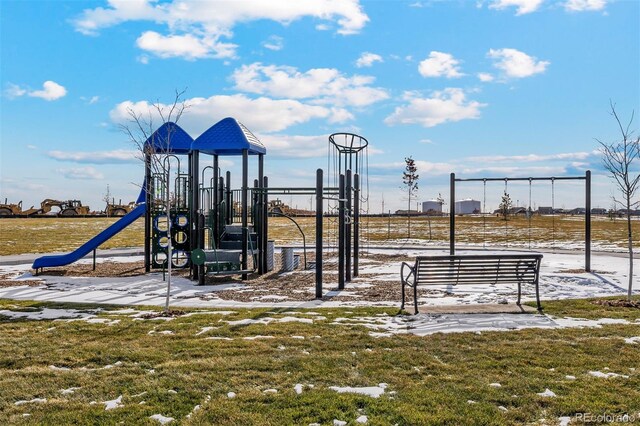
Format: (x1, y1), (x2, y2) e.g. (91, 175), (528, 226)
(32, 203), (146, 270)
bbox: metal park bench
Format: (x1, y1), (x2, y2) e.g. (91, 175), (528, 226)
(400, 253), (543, 314)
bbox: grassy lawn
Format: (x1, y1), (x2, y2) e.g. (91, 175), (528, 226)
(1, 298), (639, 425)
(1, 215), (638, 255)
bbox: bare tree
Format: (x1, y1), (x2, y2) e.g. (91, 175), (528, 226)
(597, 102), (639, 301)
(102, 184), (112, 216)
(119, 89), (189, 312)
(402, 156), (419, 238)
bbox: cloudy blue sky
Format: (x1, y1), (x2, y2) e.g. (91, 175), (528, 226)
(1, 0), (638, 213)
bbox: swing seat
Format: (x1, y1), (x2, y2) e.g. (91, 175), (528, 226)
(400, 253), (543, 314)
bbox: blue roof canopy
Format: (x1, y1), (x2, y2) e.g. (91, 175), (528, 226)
(192, 117), (266, 156)
(143, 122), (194, 155)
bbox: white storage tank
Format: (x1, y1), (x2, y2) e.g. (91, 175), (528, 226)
(422, 200), (443, 214)
(455, 199), (481, 215)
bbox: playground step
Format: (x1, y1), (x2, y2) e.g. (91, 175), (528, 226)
(202, 249), (241, 263)
(224, 225), (254, 235)
(221, 232), (258, 242)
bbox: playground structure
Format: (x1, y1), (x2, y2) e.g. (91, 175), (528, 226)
(141, 120), (366, 297)
(449, 172), (592, 271)
(32, 118), (368, 299)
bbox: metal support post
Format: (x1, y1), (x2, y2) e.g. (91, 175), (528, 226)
(585, 170), (591, 272)
(338, 174), (346, 290)
(225, 171), (232, 225)
(241, 149), (248, 280)
(315, 169), (323, 298)
(258, 155), (265, 275)
(346, 169), (352, 282)
(450, 172), (456, 255)
(262, 176), (269, 274)
(354, 173), (360, 277)
(144, 152), (151, 272)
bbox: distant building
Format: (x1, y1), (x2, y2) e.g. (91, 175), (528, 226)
(591, 208), (607, 215)
(568, 208), (586, 215)
(537, 207), (553, 215)
(455, 199), (481, 215)
(422, 200), (443, 214)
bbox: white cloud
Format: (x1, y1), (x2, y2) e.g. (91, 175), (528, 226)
(258, 134), (328, 158)
(231, 63), (389, 107)
(262, 35), (284, 51)
(48, 149), (139, 164)
(458, 165), (567, 176)
(564, 0), (607, 12)
(4, 83), (27, 98)
(6, 81), (67, 101)
(57, 166), (104, 180)
(489, 0), (544, 15)
(110, 94), (341, 135)
(27, 145), (37, 150)
(356, 52), (383, 68)
(418, 51), (464, 78)
(384, 88), (486, 128)
(465, 151), (595, 163)
(74, 0), (368, 59)
(136, 31), (236, 60)
(477, 72), (494, 82)
(29, 81), (67, 101)
(81, 95), (100, 104)
(488, 48), (549, 78)
(370, 160), (454, 176)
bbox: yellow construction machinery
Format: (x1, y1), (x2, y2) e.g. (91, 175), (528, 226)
(105, 200), (136, 217)
(0, 200), (41, 216)
(38, 199), (91, 216)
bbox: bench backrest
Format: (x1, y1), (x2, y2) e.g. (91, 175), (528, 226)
(413, 254), (542, 286)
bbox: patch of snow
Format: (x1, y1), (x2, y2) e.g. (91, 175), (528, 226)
(0, 308), (96, 321)
(467, 400), (476, 404)
(294, 384), (304, 394)
(206, 336), (233, 341)
(565, 375), (576, 380)
(369, 331), (393, 338)
(167, 389), (178, 394)
(292, 335), (305, 339)
(263, 389), (278, 394)
(15, 398), (47, 406)
(537, 389), (556, 397)
(623, 336), (640, 344)
(588, 370), (629, 379)
(329, 384), (386, 398)
(195, 326), (217, 336)
(49, 365), (71, 371)
(102, 361), (123, 369)
(356, 416), (368, 424)
(243, 335), (274, 340)
(489, 383), (502, 388)
(333, 420), (347, 426)
(60, 387), (80, 395)
(227, 392), (236, 399)
(103, 395), (123, 410)
(148, 330), (174, 335)
(498, 406), (508, 411)
(149, 414), (174, 424)
(559, 417), (571, 426)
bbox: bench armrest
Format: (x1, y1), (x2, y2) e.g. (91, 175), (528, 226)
(400, 262), (416, 287)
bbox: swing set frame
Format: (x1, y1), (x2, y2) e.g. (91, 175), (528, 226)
(449, 171), (592, 272)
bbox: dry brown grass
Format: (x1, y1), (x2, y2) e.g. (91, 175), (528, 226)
(1, 214), (638, 256)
